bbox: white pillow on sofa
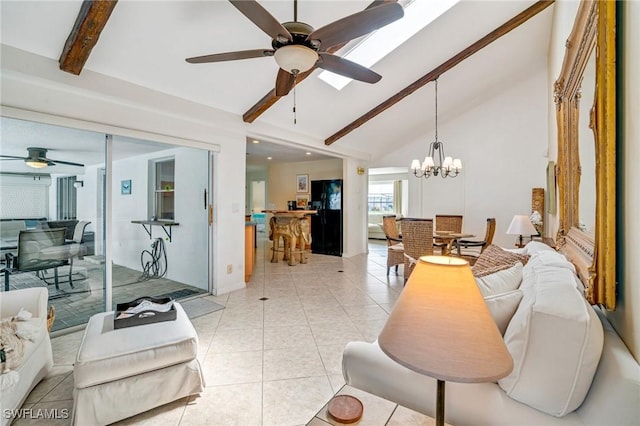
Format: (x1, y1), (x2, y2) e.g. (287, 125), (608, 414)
(499, 263), (603, 417)
(475, 262), (523, 297)
(483, 290), (523, 336)
(524, 240), (556, 254)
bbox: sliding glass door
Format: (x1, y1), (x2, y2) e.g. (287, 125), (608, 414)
(110, 136), (210, 308)
(1, 116), (213, 332)
(0, 117), (106, 331)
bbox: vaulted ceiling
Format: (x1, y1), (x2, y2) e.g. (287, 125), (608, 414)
(0, 0), (554, 164)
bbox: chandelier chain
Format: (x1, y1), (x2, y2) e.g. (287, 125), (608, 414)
(434, 78), (438, 141)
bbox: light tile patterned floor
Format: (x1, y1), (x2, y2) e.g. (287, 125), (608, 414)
(15, 238), (416, 426)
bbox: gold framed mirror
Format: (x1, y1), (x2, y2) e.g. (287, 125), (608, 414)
(554, 0), (616, 309)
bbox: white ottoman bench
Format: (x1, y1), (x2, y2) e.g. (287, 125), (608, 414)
(71, 302), (205, 425)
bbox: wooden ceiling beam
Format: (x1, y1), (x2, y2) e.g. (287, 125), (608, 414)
(59, 0), (118, 75)
(324, 0), (555, 145)
(243, 0), (396, 123)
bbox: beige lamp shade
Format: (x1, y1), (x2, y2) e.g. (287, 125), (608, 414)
(506, 215), (538, 236)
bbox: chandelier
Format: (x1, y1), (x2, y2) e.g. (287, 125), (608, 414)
(410, 79), (462, 179)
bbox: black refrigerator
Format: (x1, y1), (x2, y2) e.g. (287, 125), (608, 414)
(311, 179), (343, 256)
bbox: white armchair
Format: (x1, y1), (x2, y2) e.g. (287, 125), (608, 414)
(0, 288), (53, 426)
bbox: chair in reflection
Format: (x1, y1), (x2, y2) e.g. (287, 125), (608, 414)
(65, 221), (91, 281)
(4, 229), (66, 291)
(382, 215), (403, 276)
(454, 218), (496, 265)
(434, 214), (463, 254)
(401, 218), (434, 283)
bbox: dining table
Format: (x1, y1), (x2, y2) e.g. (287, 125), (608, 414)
(433, 232), (475, 256)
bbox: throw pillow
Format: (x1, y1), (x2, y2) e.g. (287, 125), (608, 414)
(15, 321), (40, 342)
(484, 290), (523, 336)
(498, 266), (603, 417)
(472, 244), (530, 277)
(475, 262), (523, 297)
(524, 240), (556, 254)
(15, 308), (33, 321)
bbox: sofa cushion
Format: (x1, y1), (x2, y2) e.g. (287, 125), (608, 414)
(484, 290), (523, 336)
(74, 302), (198, 389)
(498, 255), (604, 417)
(524, 240), (556, 254)
(472, 245), (530, 277)
(475, 262), (523, 297)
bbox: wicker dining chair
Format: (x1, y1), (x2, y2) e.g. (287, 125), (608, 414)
(434, 214), (463, 254)
(401, 218), (434, 283)
(455, 218), (496, 264)
(382, 215), (404, 275)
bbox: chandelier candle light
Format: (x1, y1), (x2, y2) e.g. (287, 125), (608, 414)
(411, 79), (462, 179)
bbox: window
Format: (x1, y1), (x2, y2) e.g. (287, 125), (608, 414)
(57, 176), (77, 220)
(319, 0), (460, 90)
(152, 158), (175, 220)
(368, 182), (394, 213)
(368, 179), (408, 215)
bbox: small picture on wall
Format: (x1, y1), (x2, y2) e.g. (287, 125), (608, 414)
(296, 195), (309, 209)
(296, 174), (309, 193)
(121, 179), (132, 195)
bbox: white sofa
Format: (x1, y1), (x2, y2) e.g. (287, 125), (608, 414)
(342, 243), (640, 425)
(0, 288), (53, 426)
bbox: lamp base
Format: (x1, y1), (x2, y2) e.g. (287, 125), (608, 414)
(327, 395), (363, 424)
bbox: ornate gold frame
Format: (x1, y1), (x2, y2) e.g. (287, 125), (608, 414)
(554, 0), (616, 309)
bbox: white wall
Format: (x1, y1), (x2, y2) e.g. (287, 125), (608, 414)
(267, 159), (343, 210)
(377, 68), (549, 248)
(342, 158), (368, 257)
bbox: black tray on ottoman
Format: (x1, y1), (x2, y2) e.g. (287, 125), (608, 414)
(114, 296), (176, 329)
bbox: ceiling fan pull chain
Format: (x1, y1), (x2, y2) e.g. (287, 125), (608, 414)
(293, 73), (298, 125)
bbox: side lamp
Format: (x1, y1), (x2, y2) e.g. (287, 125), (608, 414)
(506, 215), (538, 248)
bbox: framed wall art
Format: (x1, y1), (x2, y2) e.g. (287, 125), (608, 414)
(121, 179), (132, 195)
(295, 194), (309, 209)
(296, 174), (309, 193)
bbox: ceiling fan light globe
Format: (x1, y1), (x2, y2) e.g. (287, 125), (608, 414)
(274, 45), (318, 74)
(25, 159), (48, 169)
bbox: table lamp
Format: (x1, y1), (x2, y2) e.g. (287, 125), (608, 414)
(506, 214), (538, 248)
(378, 255), (513, 426)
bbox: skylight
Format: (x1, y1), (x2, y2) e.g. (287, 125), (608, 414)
(318, 0), (460, 90)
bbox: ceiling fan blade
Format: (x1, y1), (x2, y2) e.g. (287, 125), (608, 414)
(0, 155), (27, 160)
(186, 49), (274, 64)
(229, 0), (292, 42)
(306, 2), (404, 50)
(275, 68), (296, 96)
(317, 53), (381, 84)
(49, 159), (85, 167)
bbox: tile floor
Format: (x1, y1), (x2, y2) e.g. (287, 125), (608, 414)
(15, 238), (416, 426)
